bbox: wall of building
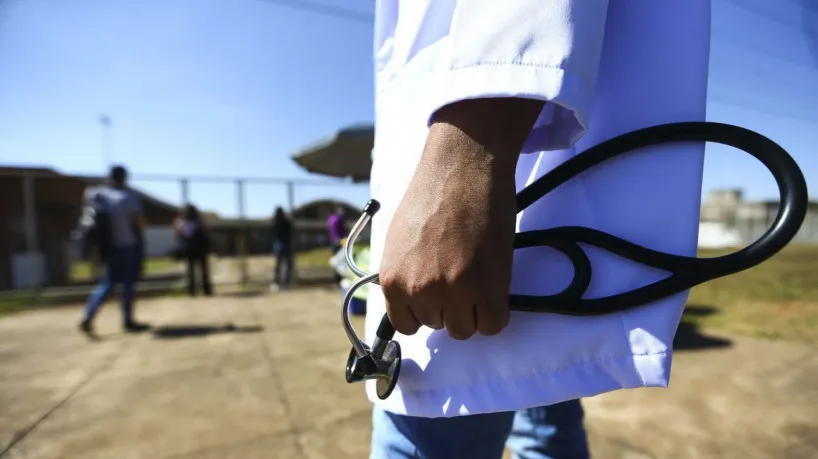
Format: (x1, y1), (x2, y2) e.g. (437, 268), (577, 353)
(0, 170), (181, 290)
(698, 222), (743, 249)
(699, 190), (818, 246)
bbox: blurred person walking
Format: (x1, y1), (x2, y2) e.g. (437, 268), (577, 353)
(270, 206), (294, 292)
(172, 204), (213, 297)
(79, 165), (150, 336)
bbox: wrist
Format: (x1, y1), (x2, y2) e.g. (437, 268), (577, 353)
(430, 97), (544, 158)
(424, 122), (520, 175)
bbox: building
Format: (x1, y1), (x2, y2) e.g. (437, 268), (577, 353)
(0, 167), (178, 290)
(699, 189), (818, 247)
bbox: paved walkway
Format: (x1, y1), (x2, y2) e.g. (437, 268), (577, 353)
(1, 289), (816, 459)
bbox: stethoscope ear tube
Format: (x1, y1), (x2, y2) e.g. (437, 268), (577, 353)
(341, 121), (809, 398)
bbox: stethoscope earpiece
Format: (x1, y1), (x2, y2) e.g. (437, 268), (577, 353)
(340, 122), (808, 399)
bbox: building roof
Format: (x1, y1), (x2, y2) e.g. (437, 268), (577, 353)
(0, 166), (182, 214)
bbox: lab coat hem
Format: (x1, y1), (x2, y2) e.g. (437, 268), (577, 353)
(366, 350), (670, 418)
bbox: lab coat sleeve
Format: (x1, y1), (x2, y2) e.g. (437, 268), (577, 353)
(431, 0), (609, 152)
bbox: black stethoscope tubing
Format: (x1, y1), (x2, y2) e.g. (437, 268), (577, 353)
(510, 121), (808, 315)
(342, 121), (809, 400)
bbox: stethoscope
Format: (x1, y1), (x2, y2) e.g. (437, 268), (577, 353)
(340, 121), (809, 400)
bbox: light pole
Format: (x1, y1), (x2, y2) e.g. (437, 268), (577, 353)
(98, 114), (112, 171)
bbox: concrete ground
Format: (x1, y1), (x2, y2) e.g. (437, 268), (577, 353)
(1, 288), (817, 459)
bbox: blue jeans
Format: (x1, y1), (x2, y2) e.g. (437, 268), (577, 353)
(370, 400), (589, 459)
(82, 245), (139, 325)
(273, 242), (293, 286)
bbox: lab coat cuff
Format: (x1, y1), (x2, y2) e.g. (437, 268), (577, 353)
(429, 64), (593, 152)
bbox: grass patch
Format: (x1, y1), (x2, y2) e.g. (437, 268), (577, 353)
(296, 247), (335, 268)
(687, 244), (818, 344)
(71, 257), (181, 282)
(227, 248), (337, 270)
(0, 297), (29, 317)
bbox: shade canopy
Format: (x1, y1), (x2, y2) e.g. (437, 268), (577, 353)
(291, 125), (374, 182)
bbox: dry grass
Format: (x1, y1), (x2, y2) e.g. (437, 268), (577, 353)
(294, 247), (336, 267)
(8, 246), (818, 344)
(70, 248), (337, 283)
(70, 257), (181, 281)
(686, 244), (818, 344)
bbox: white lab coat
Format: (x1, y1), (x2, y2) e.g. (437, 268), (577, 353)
(367, 0), (711, 417)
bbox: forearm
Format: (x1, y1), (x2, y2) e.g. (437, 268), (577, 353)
(384, 102), (536, 338)
(427, 98), (545, 173)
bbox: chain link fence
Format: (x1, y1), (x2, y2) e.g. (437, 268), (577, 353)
(0, 169), (369, 299)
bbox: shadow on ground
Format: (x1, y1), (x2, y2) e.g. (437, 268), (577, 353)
(674, 304), (732, 351)
(151, 323), (264, 339)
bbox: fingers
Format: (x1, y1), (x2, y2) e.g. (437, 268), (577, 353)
(381, 273), (509, 339)
(384, 298), (422, 336)
(413, 305), (445, 330)
(381, 274), (421, 335)
(442, 304), (477, 340)
(475, 299), (510, 336)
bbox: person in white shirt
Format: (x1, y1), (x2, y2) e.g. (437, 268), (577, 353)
(366, 0), (711, 457)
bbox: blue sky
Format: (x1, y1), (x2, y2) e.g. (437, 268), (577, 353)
(0, 0), (816, 219)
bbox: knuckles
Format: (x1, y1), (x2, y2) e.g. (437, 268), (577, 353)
(380, 267), (457, 302)
(379, 262), (509, 339)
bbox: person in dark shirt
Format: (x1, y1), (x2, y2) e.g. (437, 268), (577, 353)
(270, 207), (294, 291)
(172, 204), (213, 297)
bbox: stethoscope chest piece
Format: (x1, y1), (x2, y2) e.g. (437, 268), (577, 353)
(345, 340), (402, 400)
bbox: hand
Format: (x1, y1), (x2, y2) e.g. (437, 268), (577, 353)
(379, 98), (544, 340)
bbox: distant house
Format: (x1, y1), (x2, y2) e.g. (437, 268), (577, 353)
(0, 167), (178, 290)
(699, 189), (818, 247)
(204, 199), (361, 256)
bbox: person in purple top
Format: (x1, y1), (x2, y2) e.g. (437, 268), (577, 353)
(327, 206), (348, 286)
(327, 206), (348, 253)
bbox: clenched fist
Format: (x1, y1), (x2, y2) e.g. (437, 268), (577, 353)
(379, 98), (544, 340)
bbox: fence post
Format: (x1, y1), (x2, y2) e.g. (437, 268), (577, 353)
(180, 178), (190, 204)
(286, 181), (298, 284)
(22, 174), (42, 300)
(287, 181), (295, 212)
(236, 179), (249, 286)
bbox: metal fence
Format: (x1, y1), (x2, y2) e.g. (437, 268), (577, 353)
(730, 211), (818, 246)
(700, 201), (818, 247)
(0, 169), (370, 296)
(3, 169), (815, 298)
